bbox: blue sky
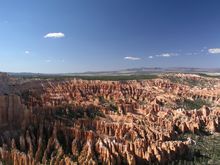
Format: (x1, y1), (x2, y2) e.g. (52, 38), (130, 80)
(1, 0), (220, 73)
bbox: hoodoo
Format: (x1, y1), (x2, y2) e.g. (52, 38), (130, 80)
(0, 74), (220, 164)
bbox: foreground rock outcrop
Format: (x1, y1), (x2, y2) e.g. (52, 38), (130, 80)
(0, 73), (220, 164)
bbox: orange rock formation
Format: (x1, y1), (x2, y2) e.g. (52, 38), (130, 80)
(0, 73), (220, 164)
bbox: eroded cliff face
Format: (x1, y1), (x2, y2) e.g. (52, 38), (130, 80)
(0, 74), (220, 164)
(0, 95), (30, 128)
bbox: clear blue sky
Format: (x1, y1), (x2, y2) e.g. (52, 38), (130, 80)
(1, 0), (220, 73)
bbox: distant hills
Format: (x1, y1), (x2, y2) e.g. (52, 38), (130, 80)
(5, 67), (220, 77)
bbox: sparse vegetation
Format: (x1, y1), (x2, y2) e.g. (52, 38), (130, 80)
(109, 103), (118, 112)
(198, 73), (220, 79)
(176, 98), (211, 110)
(98, 96), (118, 112)
(54, 105), (104, 120)
(11, 74), (158, 81)
(163, 74), (209, 87)
(171, 133), (220, 164)
(74, 74), (158, 81)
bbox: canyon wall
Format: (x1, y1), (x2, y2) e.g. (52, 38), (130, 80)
(0, 94), (30, 129)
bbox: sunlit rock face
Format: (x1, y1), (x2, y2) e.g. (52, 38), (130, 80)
(0, 73), (220, 164)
